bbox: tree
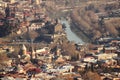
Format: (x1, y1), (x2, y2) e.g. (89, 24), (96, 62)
(61, 41), (78, 60)
(105, 22), (118, 37)
(28, 31), (39, 42)
(82, 71), (101, 80)
(0, 53), (9, 61)
(0, 53), (10, 69)
(0, 19), (19, 37)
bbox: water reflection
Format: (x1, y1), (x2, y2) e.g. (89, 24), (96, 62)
(61, 20), (84, 44)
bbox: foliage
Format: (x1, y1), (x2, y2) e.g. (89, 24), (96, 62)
(0, 53), (9, 61)
(82, 71), (101, 80)
(70, 1), (120, 41)
(0, 20), (19, 37)
(0, 53), (10, 69)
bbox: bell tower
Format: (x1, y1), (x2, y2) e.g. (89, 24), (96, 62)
(21, 44), (27, 55)
(5, 4), (10, 18)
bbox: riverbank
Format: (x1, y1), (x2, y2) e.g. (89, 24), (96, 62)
(60, 19), (84, 44)
(70, 20), (91, 43)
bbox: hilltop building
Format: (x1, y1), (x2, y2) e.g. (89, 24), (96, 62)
(20, 44), (37, 60)
(18, 44), (30, 61)
(31, 46), (36, 59)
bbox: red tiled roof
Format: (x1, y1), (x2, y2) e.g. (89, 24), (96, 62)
(23, 63), (36, 71)
(0, 22), (3, 26)
(27, 68), (41, 73)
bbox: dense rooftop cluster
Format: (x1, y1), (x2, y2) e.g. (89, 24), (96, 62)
(0, 0), (120, 80)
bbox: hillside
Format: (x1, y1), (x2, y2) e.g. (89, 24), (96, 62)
(70, 0), (120, 42)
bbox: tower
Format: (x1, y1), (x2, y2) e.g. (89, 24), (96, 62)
(23, 12), (26, 21)
(21, 44), (27, 55)
(56, 43), (61, 56)
(30, 46), (36, 60)
(5, 5), (10, 18)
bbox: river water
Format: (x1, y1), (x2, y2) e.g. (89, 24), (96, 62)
(60, 20), (85, 44)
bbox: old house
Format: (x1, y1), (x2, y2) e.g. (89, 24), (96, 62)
(103, 47), (117, 53)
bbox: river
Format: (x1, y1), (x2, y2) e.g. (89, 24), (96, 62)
(60, 19), (85, 44)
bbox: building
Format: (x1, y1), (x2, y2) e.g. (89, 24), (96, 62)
(21, 44), (27, 55)
(103, 47), (117, 53)
(30, 46), (36, 59)
(82, 57), (97, 63)
(19, 44), (30, 61)
(95, 53), (118, 60)
(29, 0), (34, 4)
(0, 1), (7, 8)
(36, 0), (40, 5)
(10, 0), (15, 4)
(36, 47), (50, 54)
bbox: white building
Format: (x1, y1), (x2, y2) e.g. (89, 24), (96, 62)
(0, 1), (7, 8)
(57, 64), (74, 73)
(83, 57), (97, 63)
(35, 0), (42, 5)
(95, 53), (118, 60)
(29, 23), (44, 31)
(10, 0), (15, 4)
(36, 47), (50, 54)
(21, 44), (27, 55)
